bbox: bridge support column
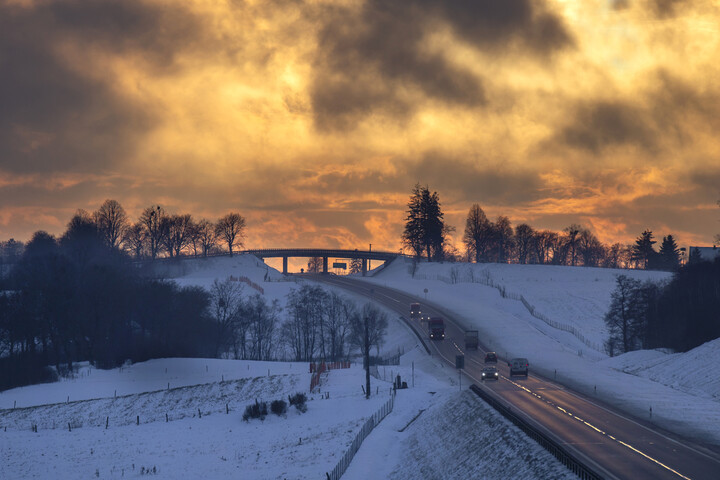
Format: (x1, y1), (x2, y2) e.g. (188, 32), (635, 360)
(282, 257), (288, 274)
(322, 257), (328, 274)
(362, 259), (367, 276)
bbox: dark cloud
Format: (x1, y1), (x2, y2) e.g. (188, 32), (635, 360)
(311, 0), (572, 132)
(558, 101), (657, 154)
(0, 1), (205, 174)
(612, 0), (630, 10)
(651, 0), (688, 18)
(552, 70), (720, 155)
(296, 152), (544, 206)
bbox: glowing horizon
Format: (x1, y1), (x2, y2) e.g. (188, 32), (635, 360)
(1, 0), (719, 252)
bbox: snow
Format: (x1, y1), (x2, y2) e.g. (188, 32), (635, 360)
(3, 255), (720, 479)
(361, 258), (720, 445)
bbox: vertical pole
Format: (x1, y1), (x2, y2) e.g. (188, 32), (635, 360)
(365, 317), (370, 399)
(412, 361), (415, 388)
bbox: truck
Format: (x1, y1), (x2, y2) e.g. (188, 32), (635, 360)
(410, 303), (421, 320)
(464, 330), (479, 349)
(428, 317), (445, 340)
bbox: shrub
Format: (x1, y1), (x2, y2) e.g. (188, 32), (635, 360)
(270, 399), (287, 416)
(242, 399), (268, 421)
(288, 392), (307, 413)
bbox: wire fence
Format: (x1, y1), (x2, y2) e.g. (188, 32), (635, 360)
(326, 393), (395, 480)
(416, 269), (604, 353)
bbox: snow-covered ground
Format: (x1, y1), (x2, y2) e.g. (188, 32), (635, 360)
(3, 254), (720, 479)
(362, 258), (720, 445)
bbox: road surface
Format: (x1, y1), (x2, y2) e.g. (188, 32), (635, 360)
(309, 274), (720, 480)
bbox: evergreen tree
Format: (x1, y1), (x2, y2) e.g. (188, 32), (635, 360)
(631, 230), (657, 269)
(658, 235), (680, 271)
(402, 184), (450, 261)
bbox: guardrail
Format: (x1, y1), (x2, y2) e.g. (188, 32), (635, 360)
(326, 393), (395, 480)
(416, 270), (603, 353)
(469, 384), (605, 480)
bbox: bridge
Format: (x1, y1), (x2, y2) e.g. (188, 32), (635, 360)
(242, 248), (404, 275)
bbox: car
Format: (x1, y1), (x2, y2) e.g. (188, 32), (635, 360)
(508, 357), (529, 377)
(481, 366), (499, 381)
(484, 352), (498, 363)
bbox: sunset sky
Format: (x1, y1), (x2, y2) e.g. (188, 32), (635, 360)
(1, 0), (719, 253)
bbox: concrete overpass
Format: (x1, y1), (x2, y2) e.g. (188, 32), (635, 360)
(242, 248), (404, 275)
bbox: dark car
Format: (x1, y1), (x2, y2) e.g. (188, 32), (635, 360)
(481, 366), (499, 381)
(484, 352), (498, 364)
(509, 357), (529, 377)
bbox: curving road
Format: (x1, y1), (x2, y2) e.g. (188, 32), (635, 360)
(307, 274), (720, 480)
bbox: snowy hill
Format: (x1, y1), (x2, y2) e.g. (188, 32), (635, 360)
(601, 338), (720, 402)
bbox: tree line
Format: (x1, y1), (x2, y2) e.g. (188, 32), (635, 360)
(0, 216), (218, 390)
(209, 281), (387, 363)
(604, 257), (720, 356)
(0, 206), (387, 390)
(0, 200), (247, 267)
(401, 184), (687, 271)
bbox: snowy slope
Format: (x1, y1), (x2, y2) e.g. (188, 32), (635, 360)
(601, 338), (720, 402)
(361, 258), (720, 445)
(0, 359), (394, 479)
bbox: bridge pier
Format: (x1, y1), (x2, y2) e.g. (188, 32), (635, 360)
(322, 257), (328, 274)
(282, 257), (288, 274)
(362, 259), (367, 277)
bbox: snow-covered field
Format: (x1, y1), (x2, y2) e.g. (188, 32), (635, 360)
(3, 254), (720, 479)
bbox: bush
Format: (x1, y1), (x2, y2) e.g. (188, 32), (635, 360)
(270, 399), (287, 416)
(288, 392), (307, 413)
(242, 400), (268, 421)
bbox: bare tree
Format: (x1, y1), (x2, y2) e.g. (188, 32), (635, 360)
(533, 230), (557, 265)
(323, 292), (353, 361)
(307, 257), (323, 273)
(215, 213), (246, 256)
(463, 204), (493, 263)
(209, 278), (244, 358)
(349, 258), (363, 274)
(283, 285), (327, 361)
(93, 199), (128, 250)
(604, 275), (643, 355)
(123, 222), (146, 258)
(193, 219), (217, 257)
(244, 294), (280, 360)
(139, 205), (168, 260)
(514, 223), (535, 264)
(564, 224), (582, 266)
(161, 214), (193, 258)
(578, 229), (604, 267)
(491, 216), (514, 263)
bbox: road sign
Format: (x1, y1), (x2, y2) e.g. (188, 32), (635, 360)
(455, 355), (464, 370)
(332, 262), (347, 269)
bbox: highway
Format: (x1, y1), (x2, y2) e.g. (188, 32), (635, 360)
(308, 274), (720, 480)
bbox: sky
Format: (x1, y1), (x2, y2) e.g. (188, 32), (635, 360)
(1, 0), (719, 252)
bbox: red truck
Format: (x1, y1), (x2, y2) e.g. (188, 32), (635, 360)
(428, 317), (445, 340)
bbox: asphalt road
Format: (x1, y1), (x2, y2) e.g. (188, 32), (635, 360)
(308, 274), (720, 480)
